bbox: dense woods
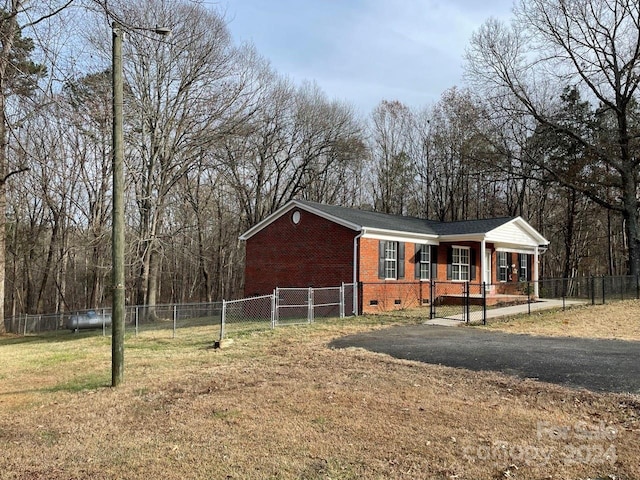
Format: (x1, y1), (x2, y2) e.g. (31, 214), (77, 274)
(0, 0), (638, 329)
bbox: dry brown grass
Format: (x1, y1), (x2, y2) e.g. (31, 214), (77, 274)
(483, 299), (640, 341)
(1, 313), (639, 480)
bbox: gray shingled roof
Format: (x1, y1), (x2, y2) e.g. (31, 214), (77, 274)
(297, 200), (515, 236)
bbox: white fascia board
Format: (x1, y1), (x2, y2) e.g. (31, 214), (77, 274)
(362, 228), (439, 244)
(239, 200), (362, 241)
(495, 246), (540, 254)
(239, 202), (295, 241)
(437, 234), (486, 243)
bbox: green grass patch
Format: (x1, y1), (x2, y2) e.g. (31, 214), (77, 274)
(44, 372), (111, 393)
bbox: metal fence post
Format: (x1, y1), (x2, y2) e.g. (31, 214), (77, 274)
(308, 287), (313, 323)
(527, 282), (531, 315)
(482, 282), (487, 325)
(590, 276), (595, 305)
(173, 304), (177, 339)
(465, 281), (470, 324)
(602, 275), (606, 304)
(274, 288), (279, 327)
(354, 282), (359, 317)
(340, 283), (345, 318)
(135, 306), (139, 337)
(430, 281), (435, 319)
(220, 300), (226, 340)
(271, 293), (276, 329)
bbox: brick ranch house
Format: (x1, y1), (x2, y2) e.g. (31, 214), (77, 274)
(240, 200), (549, 314)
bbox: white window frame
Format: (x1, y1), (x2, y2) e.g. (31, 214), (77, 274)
(419, 244), (430, 280)
(498, 251), (508, 282)
(451, 246), (470, 281)
(384, 241), (398, 280)
(519, 253), (528, 281)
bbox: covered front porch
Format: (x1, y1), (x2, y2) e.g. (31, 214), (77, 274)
(431, 280), (533, 308)
(476, 218), (548, 297)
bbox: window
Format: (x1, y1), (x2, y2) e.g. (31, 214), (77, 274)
(419, 244), (430, 280)
(384, 241), (397, 279)
(498, 252), (508, 282)
(451, 246), (470, 281)
(519, 253), (528, 281)
(378, 241), (405, 279)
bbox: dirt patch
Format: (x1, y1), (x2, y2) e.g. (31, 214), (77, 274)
(0, 317), (639, 479)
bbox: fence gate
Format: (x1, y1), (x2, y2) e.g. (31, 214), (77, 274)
(275, 287), (313, 325)
(431, 281), (468, 321)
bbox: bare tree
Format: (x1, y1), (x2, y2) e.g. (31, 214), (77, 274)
(369, 100), (417, 215)
(92, 0), (253, 313)
(466, 0), (640, 274)
(0, 0), (72, 331)
(220, 77), (363, 228)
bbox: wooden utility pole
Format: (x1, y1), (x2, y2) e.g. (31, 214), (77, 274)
(111, 22), (125, 387)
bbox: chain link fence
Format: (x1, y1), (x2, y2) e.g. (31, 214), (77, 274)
(538, 275), (640, 304)
(430, 282), (486, 323)
(4, 276), (638, 338)
(427, 275), (640, 324)
(3, 302), (222, 338)
(220, 283), (357, 340)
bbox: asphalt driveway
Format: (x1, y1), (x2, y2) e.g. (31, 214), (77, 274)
(329, 325), (640, 394)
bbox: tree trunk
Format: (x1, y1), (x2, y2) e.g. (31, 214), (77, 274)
(0, 7), (18, 333)
(146, 248), (160, 320)
(562, 188), (577, 279)
(622, 175), (640, 276)
(0, 179), (5, 333)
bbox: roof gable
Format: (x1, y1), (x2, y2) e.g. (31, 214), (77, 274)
(485, 217), (548, 246)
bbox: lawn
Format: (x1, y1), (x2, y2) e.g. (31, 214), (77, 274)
(1, 305), (639, 479)
(482, 299), (640, 341)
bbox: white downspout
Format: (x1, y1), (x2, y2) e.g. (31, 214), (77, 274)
(353, 230), (364, 316)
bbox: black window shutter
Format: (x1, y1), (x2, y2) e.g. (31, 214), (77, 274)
(431, 245), (438, 279)
(527, 254), (532, 281)
(398, 242), (405, 279)
(414, 244), (421, 279)
(446, 246), (452, 280)
(470, 248), (476, 281)
(378, 241), (385, 279)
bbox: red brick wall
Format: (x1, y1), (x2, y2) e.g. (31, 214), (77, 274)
(244, 208), (357, 296)
(359, 238), (430, 313)
(245, 211), (535, 311)
(359, 240), (486, 313)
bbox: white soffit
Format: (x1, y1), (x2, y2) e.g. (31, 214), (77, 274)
(362, 228), (438, 244)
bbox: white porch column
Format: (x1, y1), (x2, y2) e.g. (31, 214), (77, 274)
(534, 246), (539, 297)
(480, 239), (487, 284)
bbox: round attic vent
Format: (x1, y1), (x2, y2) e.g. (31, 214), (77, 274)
(292, 211), (301, 224)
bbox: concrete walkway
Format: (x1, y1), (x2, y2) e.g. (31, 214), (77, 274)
(425, 298), (587, 326)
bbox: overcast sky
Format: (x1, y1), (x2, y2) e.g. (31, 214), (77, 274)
(217, 0), (515, 115)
